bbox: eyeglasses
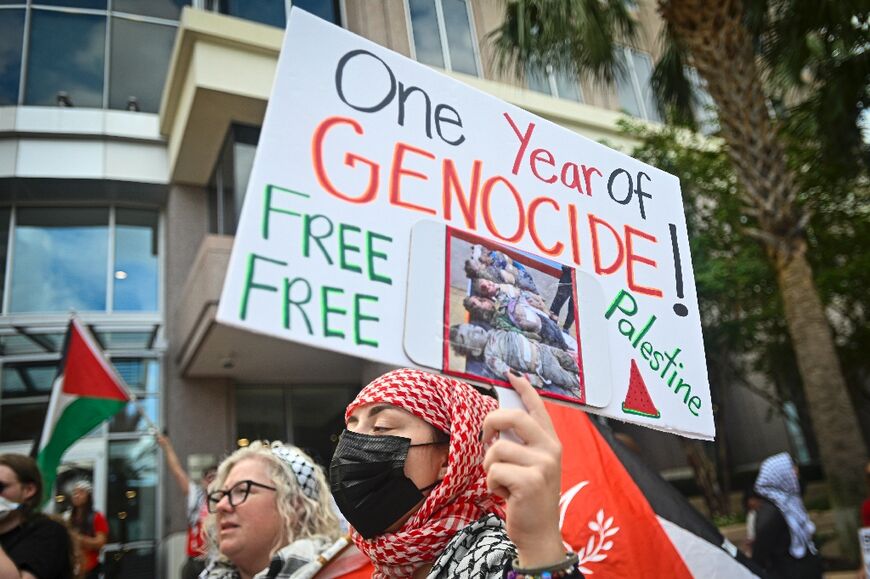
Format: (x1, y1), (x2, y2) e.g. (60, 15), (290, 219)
(206, 480), (276, 513)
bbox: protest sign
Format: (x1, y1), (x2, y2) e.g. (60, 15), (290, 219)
(216, 8), (715, 439)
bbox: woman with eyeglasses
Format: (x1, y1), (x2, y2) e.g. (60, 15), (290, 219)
(200, 441), (342, 579)
(330, 368), (580, 579)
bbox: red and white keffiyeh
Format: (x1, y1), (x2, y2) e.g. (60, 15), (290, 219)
(345, 368), (505, 578)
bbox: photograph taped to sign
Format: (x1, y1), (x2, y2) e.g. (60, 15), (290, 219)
(404, 221), (611, 408)
(216, 8), (714, 439)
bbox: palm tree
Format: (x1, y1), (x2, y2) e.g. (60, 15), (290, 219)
(490, 0), (869, 559)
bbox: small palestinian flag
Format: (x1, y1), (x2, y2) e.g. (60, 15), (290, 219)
(35, 319), (130, 502)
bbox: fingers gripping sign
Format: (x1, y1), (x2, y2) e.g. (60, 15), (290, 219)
(482, 371), (566, 569)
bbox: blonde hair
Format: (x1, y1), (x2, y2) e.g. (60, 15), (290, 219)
(205, 441), (341, 561)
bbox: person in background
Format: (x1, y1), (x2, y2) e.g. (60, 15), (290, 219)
(157, 434), (217, 579)
(742, 486), (762, 557)
(330, 368), (580, 578)
(752, 452), (823, 579)
(67, 480), (108, 579)
(0, 453), (73, 579)
(201, 441), (342, 578)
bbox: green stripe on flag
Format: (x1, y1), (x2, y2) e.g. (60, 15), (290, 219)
(36, 397), (126, 503)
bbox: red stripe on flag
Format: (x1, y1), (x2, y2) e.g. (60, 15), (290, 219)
(546, 401), (692, 577)
(61, 323), (129, 402)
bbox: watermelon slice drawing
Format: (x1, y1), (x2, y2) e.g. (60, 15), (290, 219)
(622, 359), (660, 419)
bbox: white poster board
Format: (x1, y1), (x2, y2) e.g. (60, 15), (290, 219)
(216, 9), (715, 440)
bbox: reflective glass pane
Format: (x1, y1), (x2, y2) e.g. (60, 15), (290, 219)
(109, 18), (175, 113)
(631, 50), (661, 122)
(25, 11), (105, 108)
(108, 440), (157, 542)
(108, 397), (157, 433)
(113, 208), (159, 311)
(409, 0), (444, 68)
(0, 10), (24, 105)
(232, 141), (256, 227)
(236, 388), (286, 442)
(34, 0), (106, 8)
(222, 0), (285, 28)
(10, 208), (109, 313)
(111, 358), (159, 394)
(0, 334), (55, 356)
(526, 65), (552, 95)
(104, 544), (155, 579)
(94, 331), (153, 349)
(442, 0), (477, 76)
(554, 69), (582, 102)
(615, 49), (642, 118)
(0, 208), (8, 305)
(292, 0), (338, 24)
(1, 362), (58, 399)
(114, 0), (188, 20)
(289, 385), (357, 465)
(0, 403), (48, 442)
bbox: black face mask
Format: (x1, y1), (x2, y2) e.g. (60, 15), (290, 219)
(330, 429), (444, 539)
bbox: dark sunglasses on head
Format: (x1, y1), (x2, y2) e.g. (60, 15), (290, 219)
(206, 479), (276, 513)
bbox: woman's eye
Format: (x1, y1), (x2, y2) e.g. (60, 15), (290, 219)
(372, 425), (390, 433)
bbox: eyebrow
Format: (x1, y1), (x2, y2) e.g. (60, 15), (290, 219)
(347, 403), (409, 424)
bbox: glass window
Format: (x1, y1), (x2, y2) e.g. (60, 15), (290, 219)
(108, 397), (158, 433)
(291, 0), (339, 24)
(631, 51), (661, 122)
(527, 65), (552, 96)
(289, 385), (357, 465)
(209, 125), (260, 235)
(615, 47), (661, 122)
(221, 0), (285, 28)
(25, 10), (106, 108)
(34, 0), (107, 8)
(113, 0), (187, 20)
(109, 18), (176, 113)
(1, 362), (57, 399)
(111, 358), (159, 394)
(113, 208), (159, 311)
(408, 0), (444, 68)
(0, 402), (47, 442)
(0, 10), (24, 105)
(553, 69), (582, 102)
(0, 209), (8, 306)
(107, 440), (157, 542)
(10, 208), (109, 313)
(441, 0), (477, 76)
(409, 0), (478, 75)
(527, 64), (581, 102)
(236, 387), (286, 443)
(103, 544), (155, 579)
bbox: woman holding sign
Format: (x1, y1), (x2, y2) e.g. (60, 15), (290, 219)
(329, 368), (581, 578)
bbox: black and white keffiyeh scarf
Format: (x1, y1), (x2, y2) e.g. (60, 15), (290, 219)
(426, 514), (516, 579)
(200, 537), (333, 579)
(754, 452), (817, 558)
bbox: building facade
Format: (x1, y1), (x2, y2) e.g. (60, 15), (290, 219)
(0, 0), (810, 575)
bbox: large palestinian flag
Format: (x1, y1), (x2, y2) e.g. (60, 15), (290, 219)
(35, 319), (129, 502)
(546, 401), (767, 578)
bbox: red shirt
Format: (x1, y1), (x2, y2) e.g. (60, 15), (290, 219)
(861, 497), (870, 527)
(81, 511), (109, 572)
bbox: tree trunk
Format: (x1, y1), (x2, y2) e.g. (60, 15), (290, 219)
(660, 0), (868, 561)
(774, 248), (867, 560)
(681, 439), (729, 518)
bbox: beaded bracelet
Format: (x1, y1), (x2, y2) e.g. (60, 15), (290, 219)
(505, 552), (581, 579)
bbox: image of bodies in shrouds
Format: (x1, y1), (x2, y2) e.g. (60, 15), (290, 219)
(443, 228), (585, 403)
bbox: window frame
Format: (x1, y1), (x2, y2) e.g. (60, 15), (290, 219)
(404, 0), (482, 77)
(527, 63), (583, 102)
